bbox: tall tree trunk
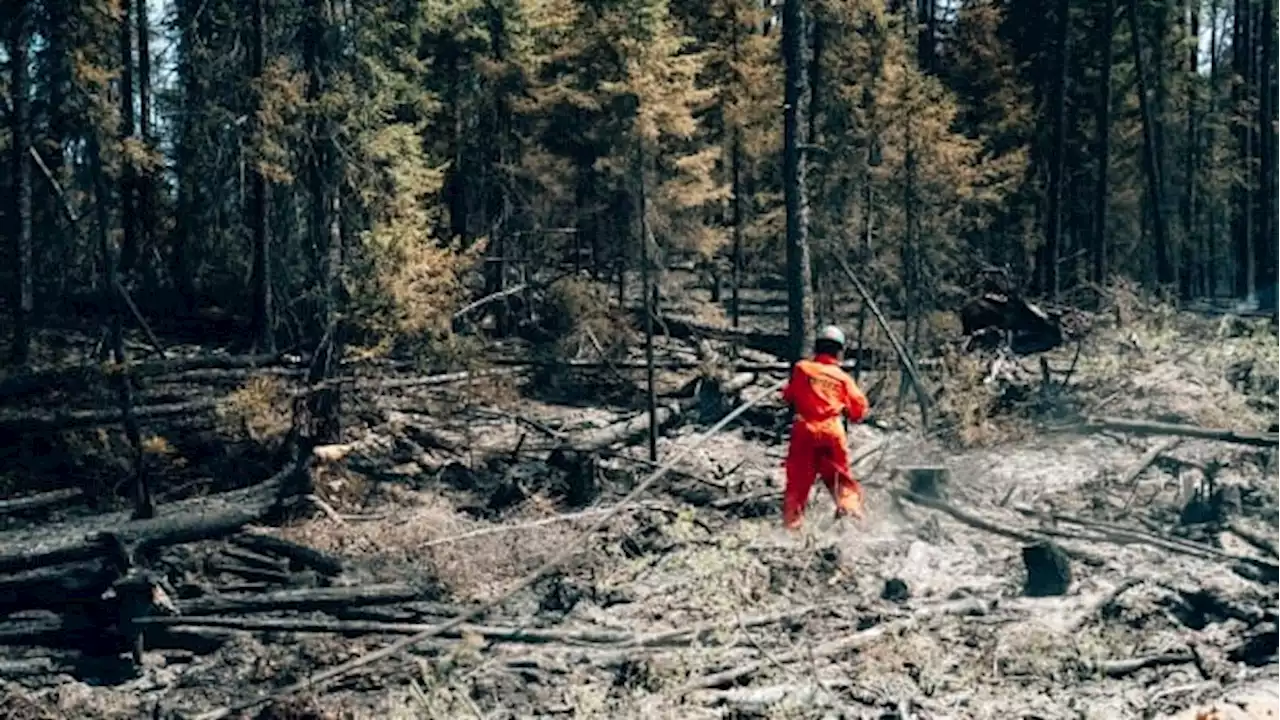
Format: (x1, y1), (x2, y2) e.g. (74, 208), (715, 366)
(249, 0), (274, 351)
(9, 0), (33, 366)
(783, 0), (815, 362)
(1206, 0), (1220, 296)
(638, 148), (657, 463)
(1255, 0), (1276, 308)
(136, 0), (153, 288)
(1181, 0), (1200, 299)
(1129, 0), (1173, 288)
(1044, 0), (1071, 300)
(172, 0), (199, 311)
(118, 0), (138, 274)
(1092, 0), (1115, 286)
(1231, 0), (1254, 301)
(304, 0), (344, 445)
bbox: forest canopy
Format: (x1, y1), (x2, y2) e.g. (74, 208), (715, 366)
(0, 0), (1275, 365)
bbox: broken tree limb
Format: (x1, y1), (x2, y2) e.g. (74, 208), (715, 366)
(1080, 416), (1278, 448)
(138, 615), (636, 645)
(571, 372), (757, 452)
(189, 377), (788, 720)
(677, 597), (991, 692)
(1090, 652), (1195, 678)
(0, 488), (83, 516)
(833, 255), (933, 427)
(176, 583), (437, 615)
(1228, 520), (1279, 558)
(229, 532), (345, 577)
(1117, 438), (1182, 515)
(895, 491), (1107, 566)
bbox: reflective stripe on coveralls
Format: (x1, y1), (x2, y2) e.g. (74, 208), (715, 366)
(781, 353), (869, 529)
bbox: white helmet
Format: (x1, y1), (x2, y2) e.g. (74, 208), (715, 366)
(817, 325), (846, 347)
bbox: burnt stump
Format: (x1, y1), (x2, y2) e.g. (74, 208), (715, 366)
(1022, 541), (1072, 597)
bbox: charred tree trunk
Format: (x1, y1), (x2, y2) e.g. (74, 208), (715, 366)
(1045, 0), (1071, 300)
(249, 0), (274, 352)
(1181, 1), (1200, 299)
(783, 0), (815, 362)
(118, 0), (138, 274)
(1206, 0), (1220, 296)
(1129, 0), (1173, 288)
(638, 148), (658, 463)
(135, 0), (153, 289)
(1255, 0), (1276, 308)
(8, 0), (33, 366)
(1231, 0), (1255, 302)
(172, 0), (200, 312)
(1092, 0), (1115, 286)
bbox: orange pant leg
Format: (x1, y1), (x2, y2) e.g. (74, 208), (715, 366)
(783, 424), (818, 530)
(813, 429), (865, 519)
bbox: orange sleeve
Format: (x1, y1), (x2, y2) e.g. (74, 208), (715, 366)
(781, 365), (800, 405)
(843, 376), (869, 422)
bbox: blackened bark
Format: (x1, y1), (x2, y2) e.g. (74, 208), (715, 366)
(1092, 0), (1115, 285)
(1045, 0), (1071, 300)
(1128, 0), (1173, 288)
(1232, 0), (1255, 301)
(9, 0), (34, 365)
(118, 0), (138, 274)
(783, 0), (815, 361)
(250, 0), (274, 351)
(1255, 0), (1276, 308)
(1181, 0), (1199, 299)
(136, 0), (153, 287)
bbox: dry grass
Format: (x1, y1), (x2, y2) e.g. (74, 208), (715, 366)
(217, 376), (293, 448)
(277, 489), (587, 601)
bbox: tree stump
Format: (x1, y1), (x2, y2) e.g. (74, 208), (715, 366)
(881, 578), (911, 603)
(1022, 541), (1072, 597)
(903, 466), (950, 500)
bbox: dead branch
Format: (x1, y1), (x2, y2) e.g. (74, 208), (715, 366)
(139, 615), (635, 645)
(0, 489), (83, 516)
(1080, 416), (1279, 448)
(833, 255), (933, 427)
(677, 598), (990, 692)
(895, 491), (1108, 566)
(1012, 506), (1280, 575)
(229, 532), (345, 576)
(0, 352), (290, 404)
(1117, 438), (1182, 515)
(1227, 520), (1279, 558)
(176, 584), (444, 615)
(1091, 652), (1195, 678)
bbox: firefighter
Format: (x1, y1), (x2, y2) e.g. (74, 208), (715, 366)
(781, 325), (869, 530)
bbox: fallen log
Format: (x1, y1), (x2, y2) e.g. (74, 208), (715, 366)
(0, 488), (83, 516)
(0, 560), (117, 615)
(0, 655), (77, 678)
(229, 532), (345, 577)
(1228, 520), (1279, 558)
(1080, 417), (1278, 448)
(0, 456), (306, 575)
(176, 583), (434, 615)
(0, 352), (291, 404)
(571, 372), (757, 452)
(137, 615), (635, 645)
(895, 491), (1107, 566)
(633, 309), (791, 358)
(1091, 652), (1195, 678)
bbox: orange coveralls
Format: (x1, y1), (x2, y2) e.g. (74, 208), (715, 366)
(780, 353), (870, 530)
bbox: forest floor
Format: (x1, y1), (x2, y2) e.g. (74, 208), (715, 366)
(0, 275), (1275, 720)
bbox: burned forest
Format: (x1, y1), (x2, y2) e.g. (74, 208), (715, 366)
(0, 0), (1276, 718)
